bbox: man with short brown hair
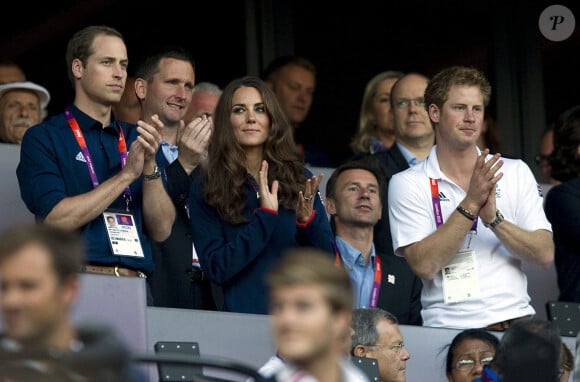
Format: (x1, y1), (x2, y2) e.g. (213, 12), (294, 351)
(263, 247), (368, 381)
(0, 223), (139, 381)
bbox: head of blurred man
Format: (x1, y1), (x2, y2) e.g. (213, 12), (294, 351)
(267, 248), (353, 367)
(0, 60), (26, 85)
(0, 81), (50, 144)
(0, 223), (83, 349)
(113, 76), (141, 124)
(263, 56), (316, 128)
(184, 81), (222, 124)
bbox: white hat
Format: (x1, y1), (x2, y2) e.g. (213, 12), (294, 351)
(0, 81), (51, 109)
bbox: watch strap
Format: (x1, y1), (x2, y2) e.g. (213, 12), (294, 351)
(143, 166), (162, 181)
(483, 210), (504, 229)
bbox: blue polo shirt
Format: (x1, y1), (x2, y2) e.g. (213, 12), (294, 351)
(17, 104), (154, 274)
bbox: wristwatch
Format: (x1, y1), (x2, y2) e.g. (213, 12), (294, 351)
(143, 165), (162, 181)
(483, 210), (504, 229)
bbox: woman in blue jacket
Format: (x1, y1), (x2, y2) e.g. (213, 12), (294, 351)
(188, 76), (334, 314)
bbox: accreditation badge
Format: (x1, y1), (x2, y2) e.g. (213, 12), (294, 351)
(442, 250), (480, 304)
(103, 210), (144, 258)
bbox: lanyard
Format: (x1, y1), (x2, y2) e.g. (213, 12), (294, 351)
(430, 178), (478, 232)
(65, 107), (132, 211)
(334, 241), (382, 308)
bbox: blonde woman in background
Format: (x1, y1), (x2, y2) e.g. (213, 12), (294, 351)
(350, 70), (404, 158)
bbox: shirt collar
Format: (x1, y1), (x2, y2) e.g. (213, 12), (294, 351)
(161, 140), (178, 164)
(68, 104), (121, 133)
(396, 142), (419, 166)
(426, 145), (482, 180)
(335, 236), (376, 268)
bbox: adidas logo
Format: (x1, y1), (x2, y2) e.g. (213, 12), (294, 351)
(75, 151), (86, 162)
(438, 191), (450, 202)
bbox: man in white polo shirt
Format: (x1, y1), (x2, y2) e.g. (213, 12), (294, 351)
(388, 66), (553, 330)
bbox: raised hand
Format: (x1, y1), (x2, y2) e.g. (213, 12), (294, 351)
(176, 115), (213, 174)
(258, 160), (279, 211)
(296, 174), (324, 224)
(122, 114), (164, 180)
(465, 149), (503, 222)
(136, 114), (164, 161)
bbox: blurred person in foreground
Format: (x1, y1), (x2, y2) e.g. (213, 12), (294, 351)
(474, 319), (561, 382)
(263, 247), (368, 382)
(0, 223), (140, 382)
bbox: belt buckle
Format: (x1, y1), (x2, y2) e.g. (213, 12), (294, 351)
(114, 265), (120, 277)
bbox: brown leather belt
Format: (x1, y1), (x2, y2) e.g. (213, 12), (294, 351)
(81, 264), (147, 278)
(485, 315), (532, 331)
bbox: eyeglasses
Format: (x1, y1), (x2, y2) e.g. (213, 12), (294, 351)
(534, 154), (550, 165)
(394, 97), (426, 109)
(453, 355), (494, 371)
(369, 342), (405, 354)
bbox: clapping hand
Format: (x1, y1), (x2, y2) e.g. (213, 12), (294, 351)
(296, 174), (324, 224)
(258, 160), (279, 211)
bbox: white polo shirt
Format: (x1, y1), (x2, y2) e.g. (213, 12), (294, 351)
(388, 145), (552, 329)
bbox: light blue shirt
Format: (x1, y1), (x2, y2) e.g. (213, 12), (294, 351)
(396, 142), (419, 166)
(161, 141), (178, 164)
(335, 236), (376, 308)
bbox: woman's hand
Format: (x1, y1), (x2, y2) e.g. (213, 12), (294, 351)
(258, 160), (279, 211)
(296, 174), (324, 224)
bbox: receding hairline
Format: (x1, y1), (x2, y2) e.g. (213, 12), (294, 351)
(390, 72), (429, 99)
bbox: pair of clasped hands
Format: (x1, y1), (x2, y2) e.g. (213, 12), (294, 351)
(464, 148), (504, 223)
(257, 160), (323, 225)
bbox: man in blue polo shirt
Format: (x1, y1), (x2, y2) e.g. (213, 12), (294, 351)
(16, 25), (175, 303)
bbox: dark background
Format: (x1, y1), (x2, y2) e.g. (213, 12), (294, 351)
(2, 0), (579, 171)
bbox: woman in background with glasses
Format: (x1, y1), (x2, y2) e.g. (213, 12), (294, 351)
(444, 328), (499, 382)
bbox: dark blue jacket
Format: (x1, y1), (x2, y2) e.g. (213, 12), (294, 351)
(188, 169), (334, 314)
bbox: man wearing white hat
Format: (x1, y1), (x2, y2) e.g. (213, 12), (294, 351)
(0, 81), (50, 144)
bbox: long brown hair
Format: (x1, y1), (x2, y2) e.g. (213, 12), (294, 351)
(202, 76), (306, 224)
